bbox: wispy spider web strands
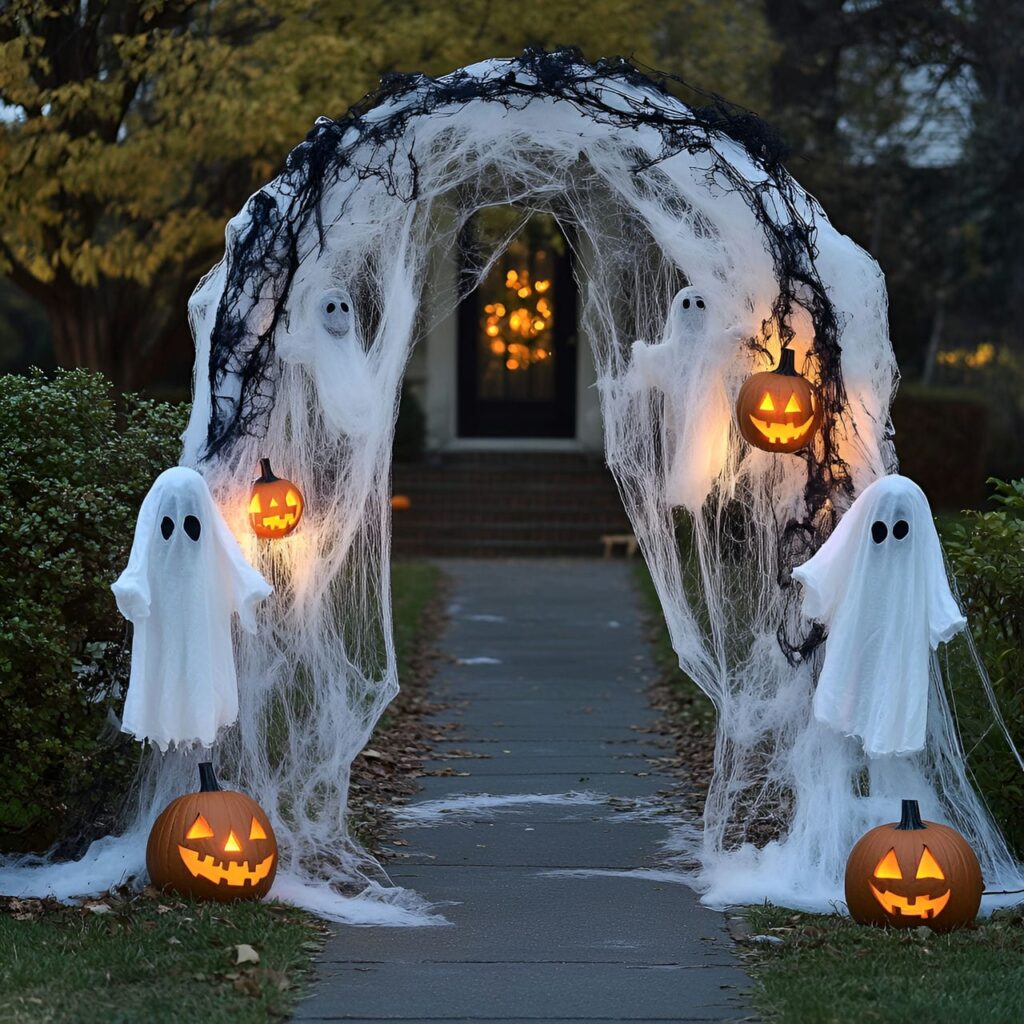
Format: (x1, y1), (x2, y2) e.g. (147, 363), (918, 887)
(3, 48), (1019, 921)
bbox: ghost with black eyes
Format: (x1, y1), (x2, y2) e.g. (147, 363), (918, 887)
(792, 474), (966, 757)
(630, 287), (736, 512)
(112, 467), (272, 751)
(277, 285), (376, 437)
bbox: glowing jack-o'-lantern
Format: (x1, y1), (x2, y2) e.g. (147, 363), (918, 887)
(735, 347), (820, 453)
(845, 799), (982, 932)
(147, 763), (278, 901)
(248, 458), (304, 539)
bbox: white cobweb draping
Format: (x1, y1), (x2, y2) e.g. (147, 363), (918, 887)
(3, 50), (1020, 921)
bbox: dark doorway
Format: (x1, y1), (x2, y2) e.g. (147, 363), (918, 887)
(457, 212), (577, 438)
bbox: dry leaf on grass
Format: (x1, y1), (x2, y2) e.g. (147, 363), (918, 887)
(235, 943), (260, 965)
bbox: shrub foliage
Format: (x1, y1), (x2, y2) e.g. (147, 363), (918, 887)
(944, 478), (1024, 852)
(0, 369), (187, 850)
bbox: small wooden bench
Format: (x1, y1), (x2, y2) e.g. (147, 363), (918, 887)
(601, 533), (639, 559)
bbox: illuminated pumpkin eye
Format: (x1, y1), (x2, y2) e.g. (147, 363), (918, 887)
(249, 816), (268, 840)
(223, 830), (242, 853)
(873, 848), (902, 879)
(248, 494), (261, 514)
(916, 846), (945, 880)
(785, 394), (802, 414)
(185, 814), (214, 841)
(286, 489), (301, 507)
(758, 392), (775, 413)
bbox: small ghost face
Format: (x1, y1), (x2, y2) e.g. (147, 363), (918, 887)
(319, 289), (354, 338)
(670, 287), (707, 337)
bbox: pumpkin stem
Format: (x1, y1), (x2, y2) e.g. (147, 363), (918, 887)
(198, 762), (222, 793)
(897, 798), (925, 830)
(256, 458), (279, 483)
(774, 346), (798, 377)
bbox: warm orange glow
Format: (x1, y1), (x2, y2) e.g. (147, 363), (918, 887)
(916, 846), (945, 880)
(249, 817), (268, 840)
(874, 848), (902, 879)
(249, 459), (304, 540)
(759, 392), (776, 413)
(186, 815), (214, 841)
(506, 358), (520, 370)
(178, 846), (275, 888)
(785, 394), (802, 413)
(223, 830), (242, 854)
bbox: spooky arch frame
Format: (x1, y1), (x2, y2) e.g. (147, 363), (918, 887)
(177, 49), (935, 918)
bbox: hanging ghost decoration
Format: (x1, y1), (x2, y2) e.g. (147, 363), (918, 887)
(792, 474), (966, 757)
(112, 467), (272, 751)
(277, 286), (378, 438)
(629, 287), (738, 512)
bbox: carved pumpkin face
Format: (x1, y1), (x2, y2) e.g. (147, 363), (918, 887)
(845, 800), (982, 932)
(147, 763), (278, 901)
(735, 347), (820, 453)
(248, 458), (304, 539)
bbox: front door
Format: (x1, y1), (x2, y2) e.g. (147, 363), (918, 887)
(457, 212), (577, 438)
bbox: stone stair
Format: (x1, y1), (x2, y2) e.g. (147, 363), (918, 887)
(391, 451), (632, 557)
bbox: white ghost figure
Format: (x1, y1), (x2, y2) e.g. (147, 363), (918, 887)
(630, 287), (736, 512)
(792, 474), (966, 758)
(277, 286), (377, 437)
(111, 467), (272, 751)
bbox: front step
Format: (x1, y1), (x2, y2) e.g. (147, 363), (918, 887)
(392, 451), (633, 557)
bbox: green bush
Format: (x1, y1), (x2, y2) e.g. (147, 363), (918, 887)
(0, 369), (188, 851)
(943, 478), (1024, 851)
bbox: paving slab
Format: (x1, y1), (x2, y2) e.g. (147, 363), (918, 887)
(297, 560), (751, 1022)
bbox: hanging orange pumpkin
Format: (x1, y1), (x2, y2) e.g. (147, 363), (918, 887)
(147, 763), (278, 902)
(735, 347), (820, 453)
(248, 458), (304, 539)
(845, 799), (982, 932)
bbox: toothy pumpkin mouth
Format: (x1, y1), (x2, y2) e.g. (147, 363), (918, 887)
(748, 413), (816, 445)
(258, 514), (298, 531)
(177, 846), (275, 887)
(869, 882), (951, 919)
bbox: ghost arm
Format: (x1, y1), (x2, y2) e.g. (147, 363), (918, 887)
(111, 479), (165, 622)
(926, 536), (967, 647)
(208, 512), (273, 634)
(629, 340), (673, 392)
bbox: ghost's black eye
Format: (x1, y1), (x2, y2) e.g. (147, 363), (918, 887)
(340, 301), (349, 313)
(696, 299), (705, 309)
(682, 298), (690, 309)
(160, 516), (174, 540)
(183, 515), (201, 542)
(893, 520), (909, 540)
(871, 520), (888, 544)
(325, 302), (336, 313)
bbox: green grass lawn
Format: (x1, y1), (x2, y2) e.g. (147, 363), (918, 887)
(743, 903), (1024, 1024)
(0, 560), (442, 1024)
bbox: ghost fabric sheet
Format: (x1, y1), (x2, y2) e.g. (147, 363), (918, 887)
(793, 474), (966, 757)
(112, 467), (272, 751)
(629, 287), (735, 512)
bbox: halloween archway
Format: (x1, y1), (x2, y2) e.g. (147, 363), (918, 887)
(7, 50), (1020, 922)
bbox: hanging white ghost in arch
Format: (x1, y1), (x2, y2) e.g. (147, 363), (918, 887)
(628, 286), (742, 512)
(276, 282), (379, 439)
(112, 467), (272, 752)
(793, 474), (967, 757)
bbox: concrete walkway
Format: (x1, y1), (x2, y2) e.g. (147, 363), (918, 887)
(296, 560), (751, 1022)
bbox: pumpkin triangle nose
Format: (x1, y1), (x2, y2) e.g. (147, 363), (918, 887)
(224, 830), (242, 853)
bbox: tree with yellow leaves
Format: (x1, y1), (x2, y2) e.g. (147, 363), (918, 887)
(0, 1), (772, 387)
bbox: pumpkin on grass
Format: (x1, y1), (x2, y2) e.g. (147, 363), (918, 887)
(845, 798), (982, 931)
(147, 762), (278, 901)
(248, 458), (304, 539)
(735, 346), (820, 453)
